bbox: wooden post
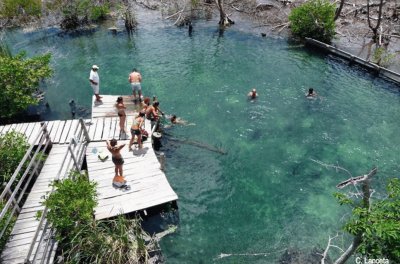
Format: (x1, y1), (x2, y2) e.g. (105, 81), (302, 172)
(159, 152), (166, 171)
(79, 118), (91, 142)
(40, 122), (51, 143)
(68, 144), (80, 171)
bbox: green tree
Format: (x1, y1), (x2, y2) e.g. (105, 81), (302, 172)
(288, 0), (336, 43)
(0, 51), (52, 119)
(334, 177), (400, 263)
(0, 131), (29, 184)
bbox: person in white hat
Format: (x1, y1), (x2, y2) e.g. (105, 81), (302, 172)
(89, 65), (102, 102)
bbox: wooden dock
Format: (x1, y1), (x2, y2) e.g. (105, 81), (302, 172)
(0, 95), (178, 263)
(88, 95), (178, 220)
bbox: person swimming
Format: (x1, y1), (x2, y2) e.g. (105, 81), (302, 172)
(306, 88), (317, 98)
(248, 88), (258, 99)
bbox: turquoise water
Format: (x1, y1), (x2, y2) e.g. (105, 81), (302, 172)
(4, 18), (400, 263)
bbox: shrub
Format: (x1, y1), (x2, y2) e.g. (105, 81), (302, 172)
(65, 216), (149, 263)
(42, 170), (151, 263)
(0, 201), (17, 253)
(0, 0), (42, 18)
(288, 0), (336, 43)
(42, 171), (97, 241)
(90, 4), (110, 21)
(0, 131), (29, 184)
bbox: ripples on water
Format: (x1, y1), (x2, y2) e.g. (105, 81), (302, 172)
(5, 21), (400, 263)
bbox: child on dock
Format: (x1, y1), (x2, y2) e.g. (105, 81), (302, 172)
(106, 139), (126, 188)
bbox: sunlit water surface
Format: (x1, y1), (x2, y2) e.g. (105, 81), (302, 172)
(4, 17), (400, 263)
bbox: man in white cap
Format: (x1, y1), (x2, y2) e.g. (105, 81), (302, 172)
(89, 65), (102, 102)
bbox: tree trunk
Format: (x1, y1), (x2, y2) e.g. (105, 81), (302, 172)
(367, 0), (384, 43)
(334, 0), (345, 20)
(334, 235), (362, 264)
(215, 0), (234, 26)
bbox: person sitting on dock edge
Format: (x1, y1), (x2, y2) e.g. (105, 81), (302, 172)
(128, 68), (142, 102)
(106, 139), (126, 188)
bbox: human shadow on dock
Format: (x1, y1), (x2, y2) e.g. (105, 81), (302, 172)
(131, 146), (149, 157)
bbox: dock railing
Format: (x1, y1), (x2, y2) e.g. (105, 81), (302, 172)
(0, 122), (52, 244)
(23, 118), (90, 264)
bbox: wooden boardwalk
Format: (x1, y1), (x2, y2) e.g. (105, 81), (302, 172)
(0, 95), (178, 263)
(1, 145), (69, 264)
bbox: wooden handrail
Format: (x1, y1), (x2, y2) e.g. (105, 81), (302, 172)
(0, 122), (51, 240)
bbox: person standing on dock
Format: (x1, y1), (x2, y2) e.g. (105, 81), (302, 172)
(106, 139), (126, 188)
(89, 65), (102, 102)
(116, 96), (127, 133)
(129, 112), (145, 151)
(128, 68), (142, 102)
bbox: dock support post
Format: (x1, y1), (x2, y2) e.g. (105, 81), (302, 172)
(159, 152), (166, 171)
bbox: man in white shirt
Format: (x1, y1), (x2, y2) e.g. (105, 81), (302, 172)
(89, 65), (102, 102)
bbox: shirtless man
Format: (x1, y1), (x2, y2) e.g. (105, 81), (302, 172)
(128, 68), (142, 102)
(106, 139), (126, 188)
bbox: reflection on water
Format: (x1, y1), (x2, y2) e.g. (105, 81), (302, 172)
(4, 20), (400, 263)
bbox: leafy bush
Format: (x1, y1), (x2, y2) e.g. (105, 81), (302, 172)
(0, 202), (17, 253)
(372, 47), (396, 67)
(288, 0), (336, 43)
(90, 4), (110, 21)
(43, 170), (151, 263)
(0, 131), (29, 184)
(0, 0), (42, 18)
(42, 171), (97, 241)
(0, 52), (52, 119)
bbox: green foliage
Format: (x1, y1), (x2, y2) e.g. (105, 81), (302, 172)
(60, 0), (110, 29)
(288, 0), (336, 43)
(338, 178), (400, 261)
(43, 170), (150, 263)
(0, 131), (29, 183)
(0, 52), (52, 119)
(0, 0), (41, 18)
(372, 47), (396, 67)
(90, 4), (110, 21)
(0, 201), (17, 253)
(42, 171), (97, 241)
(65, 216), (149, 263)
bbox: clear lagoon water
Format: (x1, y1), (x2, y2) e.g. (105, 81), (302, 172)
(4, 15), (400, 263)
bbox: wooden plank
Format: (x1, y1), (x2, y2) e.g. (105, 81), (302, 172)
(1, 124), (13, 135)
(64, 119), (80, 143)
(18, 123), (30, 136)
(87, 119), (98, 141)
(49, 120), (61, 142)
(102, 117), (112, 140)
(93, 118), (104, 141)
(53, 120), (66, 143)
(27, 122), (42, 145)
(59, 120), (73, 144)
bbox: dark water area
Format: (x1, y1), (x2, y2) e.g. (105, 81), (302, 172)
(3, 14), (400, 263)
